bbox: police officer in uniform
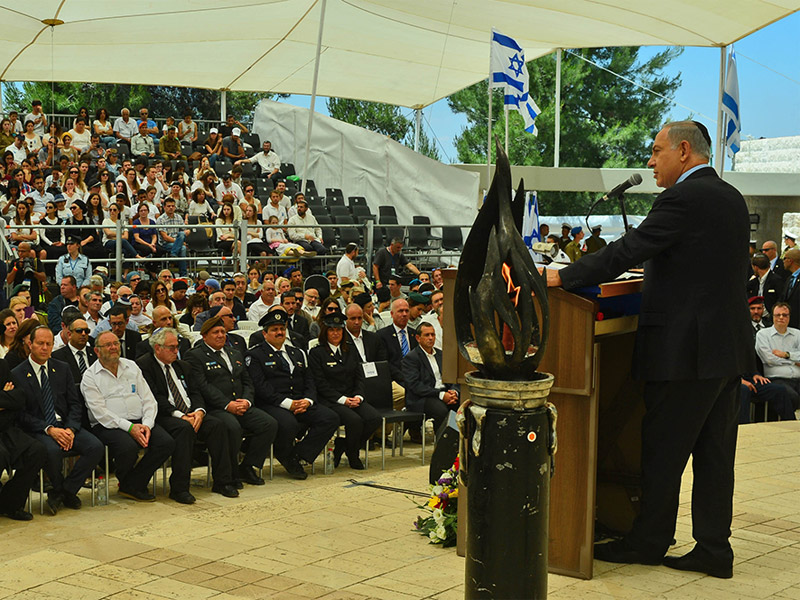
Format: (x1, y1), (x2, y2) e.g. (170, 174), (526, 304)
(246, 309), (339, 480)
(185, 314), (277, 486)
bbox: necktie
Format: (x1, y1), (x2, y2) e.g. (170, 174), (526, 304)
(399, 329), (409, 357)
(40, 365), (57, 427)
(165, 364), (191, 414)
(76, 350), (87, 375)
(120, 336), (126, 358)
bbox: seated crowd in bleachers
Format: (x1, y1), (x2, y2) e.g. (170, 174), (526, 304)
(0, 101), (457, 521)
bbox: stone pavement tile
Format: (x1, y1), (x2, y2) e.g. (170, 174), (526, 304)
(166, 553), (212, 569)
(342, 582), (419, 599)
(612, 563), (704, 587)
(141, 561), (186, 577)
(224, 583), (276, 599)
(106, 590), (171, 600)
(733, 560), (800, 586)
(108, 516), (230, 546)
(200, 560), (242, 577)
(427, 587), (466, 600)
(745, 523), (787, 536)
(283, 581), (337, 598)
(222, 552), (295, 575)
(135, 577), (220, 599)
(163, 538), (234, 561)
(228, 567), (271, 584)
(10, 581), (106, 600)
(311, 552), (408, 579)
(139, 548), (184, 562)
(0, 587), (14, 599)
(186, 502), (287, 529)
(775, 530), (800, 543)
(248, 544), (319, 567)
(274, 538), (342, 563)
(316, 591), (370, 600)
(169, 569), (216, 584)
(112, 555), (158, 570)
(198, 575), (247, 592)
(254, 574), (306, 591)
(361, 575), (439, 598)
(58, 566), (153, 595)
(280, 564), (364, 589)
(0, 549), (98, 592)
(776, 586), (800, 600)
(54, 535), (153, 563)
(682, 570), (793, 600)
(293, 530), (382, 554)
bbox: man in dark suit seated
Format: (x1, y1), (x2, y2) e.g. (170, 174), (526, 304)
(102, 304), (143, 360)
(191, 305), (248, 357)
(376, 298), (416, 400)
(185, 315), (276, 487)
(282, 291), (309, 350)
(52, 317), (96, 397)
(344, 303), (386, 363)
(138, 328), (239, 502)
(780, 249), (800, 329)
(135, 306), (191, 358)
(14, 326), (104, 514)
(402, 322), (459, 434)
(81, 330), (175, 502)
(747, 254), (782, 315)
(246, 309), (339, 480)
(0, 359), (46, 521)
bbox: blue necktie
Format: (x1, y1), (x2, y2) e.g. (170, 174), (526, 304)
(399, 329), (409, 357)
(40, 365), (57, 427)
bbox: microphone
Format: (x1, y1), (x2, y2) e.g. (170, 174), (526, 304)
(602, 174), (642, 200)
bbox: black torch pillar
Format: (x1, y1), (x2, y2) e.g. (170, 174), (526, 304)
(461, 372), (556, 600)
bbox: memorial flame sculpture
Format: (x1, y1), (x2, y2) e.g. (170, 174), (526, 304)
(454, 140), (549, 381)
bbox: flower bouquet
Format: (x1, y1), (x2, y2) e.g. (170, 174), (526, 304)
(413, 456), (459, 547)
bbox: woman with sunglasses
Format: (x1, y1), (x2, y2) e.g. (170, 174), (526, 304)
(55, 235), (92, 287)
(144, 281), (176, 316)
(97, 169), (114, 206)
(102, 203), (142, 261)
(309, 296), (342, 339)
(60, 166), (87, 197)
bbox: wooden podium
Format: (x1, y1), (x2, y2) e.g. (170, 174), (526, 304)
(442, 269), (645, 580)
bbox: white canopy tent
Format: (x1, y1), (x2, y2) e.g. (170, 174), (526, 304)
(0, 1), (797, 109)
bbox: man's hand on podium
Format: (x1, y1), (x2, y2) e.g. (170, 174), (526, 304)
(538, 267), (562, 288)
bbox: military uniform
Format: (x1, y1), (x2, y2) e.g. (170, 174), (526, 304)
(185, 343), (276, 474)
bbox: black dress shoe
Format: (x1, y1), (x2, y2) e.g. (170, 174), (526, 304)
(47, 492), (63, 515)
(347, 456), (365, 470)
(663, 548), (733, 579)
(169, 491), (196, 505)
(2, 508), (33, 521)
(333, 438), (346, 468)
(594, 540), (662, 565)
(283, 456), (308, 480)
(211, 484), (239, 498)
(118, 487), (156, 502)
(233, 479), (244, 489)
(238, 464), (265, 486)
(61, 493), (82, 510)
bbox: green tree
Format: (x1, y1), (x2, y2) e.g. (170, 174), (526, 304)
(448, 47), (682, 215)
(326, 98), (441, 161)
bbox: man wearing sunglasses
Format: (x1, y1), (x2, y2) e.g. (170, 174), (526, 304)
(53, 318), (96, 394)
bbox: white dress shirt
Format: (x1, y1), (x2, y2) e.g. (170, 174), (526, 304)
(756, 326), (800, 379)
(420, 347), (446, 400)
(81, 357), (158, 430)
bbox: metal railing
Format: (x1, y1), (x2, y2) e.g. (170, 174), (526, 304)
(46, 114), (240, 138)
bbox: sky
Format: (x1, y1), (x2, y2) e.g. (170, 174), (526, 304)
(284, 11), (800, 165)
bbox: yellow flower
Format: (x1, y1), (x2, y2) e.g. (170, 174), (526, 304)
(427, 497), (440, 509)
(448, 489), (458, 498)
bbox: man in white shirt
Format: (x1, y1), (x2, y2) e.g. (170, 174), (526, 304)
(24, 100), (47, 136)
(113, 108), (139, 147)
(756, 301), (800, 407)
(262, 189), (288, 225)
(131, 122), (155, 158)
(5, 134), (27, 164)
(247, 279), (279, 324)
(215, 173), (244, 205)
(81, 330), (175, 502)
(301, 287), (320, 321)
(237, 140), (281, 182)
(336, 243), (361, 284)
(287, 197), (328, 256)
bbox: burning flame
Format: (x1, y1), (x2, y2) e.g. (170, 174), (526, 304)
(502, 262), (520, 307)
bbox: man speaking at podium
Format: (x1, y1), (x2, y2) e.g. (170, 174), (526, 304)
(547, 121), (752, 578)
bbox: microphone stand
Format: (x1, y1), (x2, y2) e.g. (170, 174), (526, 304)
(585, 193), (631, 236)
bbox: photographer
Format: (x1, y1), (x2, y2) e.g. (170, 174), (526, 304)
(6, 242), (46, 309)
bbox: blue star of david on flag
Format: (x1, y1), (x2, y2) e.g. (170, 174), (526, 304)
(490, 29), (541, 136)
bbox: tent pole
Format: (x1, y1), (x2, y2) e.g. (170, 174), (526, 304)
(487, 78), (492, 188)
(414, 108), (421, 152)
(715, 46), (726, 176)
(0, 81), (3, 116)
(221, 91), (227, 122)
(302, 0), (327, 195)
(554, 49), (562, 168)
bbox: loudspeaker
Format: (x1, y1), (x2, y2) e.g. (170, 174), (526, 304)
(429, 411), (459, 484)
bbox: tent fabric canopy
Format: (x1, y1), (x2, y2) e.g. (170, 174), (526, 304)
(0, 1), (798, 109)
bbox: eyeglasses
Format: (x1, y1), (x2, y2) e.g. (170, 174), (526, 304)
(130, 277), (141, 282)
(325, 306), (338, 312)
(96, 340), (120, 348)
(72, 327), (90, 334)
(162, 344), (179, 351)
(774, 313), (790, 318)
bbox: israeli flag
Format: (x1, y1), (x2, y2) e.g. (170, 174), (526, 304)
(490, 29), (541, 136)
(721, 48), (741, 157)
(521, 191), (541, 248)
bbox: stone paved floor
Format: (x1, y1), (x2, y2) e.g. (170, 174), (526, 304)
(2, 421), (800, 599)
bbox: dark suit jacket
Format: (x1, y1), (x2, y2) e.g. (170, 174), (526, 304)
(136, 334), (191, 360)
(780, 273), (800, 329)
(246, 342), (316, 408)
(560, 166), (753, 381)
(402, 346), (456, 412)
(185, 343), (254, 411)
(52, 344), (97, 389)
(12, 358), (83, 433)
(0, 360), (24, 433)
(747, 271), (782, 314)
(377, 324), (418, 384)
(772, 257), (789, 283)
(307, 343), (364, 405)
(137, 354), (206, 418)
(345, 329), (387, 363)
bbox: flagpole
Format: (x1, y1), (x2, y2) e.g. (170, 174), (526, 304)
(715, 46), (726, 176)
(504, 105), (509, 155)
(554, 49), (562, 168)
(487, 32), (493, 188)
(302, 0), (327, 196)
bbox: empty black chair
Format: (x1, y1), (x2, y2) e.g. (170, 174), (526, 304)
(384, 226), (405, 243)
(354, 212), (377, 224)
(380, 214), (398, 225)
(338, 225), (360, 247)
(378, 205), (397, 219)
(325, 187), (344, 199)
(315, 214), (332, 224)
(243, 132), (260, 148)
(348, 196), (367, 207)
(329, 205), (351, 217)
(326, 196), (345, 208)
(240, 162), (255, 178)
(281, 163), (296, 177)
(320, 225), (337, 249)
(406, 226), (429, 251)
(352, 205), (373, 220)
(441, 226), (463, 251)
(304, 179), (318, 196)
